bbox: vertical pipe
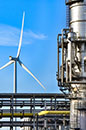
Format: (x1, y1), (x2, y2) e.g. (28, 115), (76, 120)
(36, 115), (38, 130)
(69, 39), (72, 82)
(44, 100), (47, 129)
(33, 97), (35, 130)
(62, 31), (64, 83)
(67, 39), (72, 82)
(55, 97), (57, 130)
(66, 60), (68, 82)
(51, 98), (52, 110)
(57, 35), (59, 80)
(10, 96), (13, 130)
(70, 40), (72, 82)
(30, 98), (32, 130)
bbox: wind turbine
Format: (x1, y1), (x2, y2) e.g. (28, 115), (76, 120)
(0, 12), (45, 93)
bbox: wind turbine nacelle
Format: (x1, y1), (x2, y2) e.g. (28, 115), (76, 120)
(9, 56), (13, 60)
(9, 56), (18, 61)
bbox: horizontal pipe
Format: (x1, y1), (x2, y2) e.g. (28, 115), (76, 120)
(68, 81), (86, 84)
(38, 111), (70, 116)
(0, 113), (37, 117)
(0, 93), (65, 98)
(0, 111), (70, 117)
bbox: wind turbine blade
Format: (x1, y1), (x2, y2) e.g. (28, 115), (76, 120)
(0, 61), (14, 70)
(18, 61), (46, 90)
(17, 12), (25, 58)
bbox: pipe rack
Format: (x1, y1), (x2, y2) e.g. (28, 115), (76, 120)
(0, 93), (70, 129)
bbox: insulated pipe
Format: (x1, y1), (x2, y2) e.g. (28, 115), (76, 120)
(0, 111), (70, 117)
(67, 39), (72, 82)
(38, 111), (70, 116)
(66, 59), (68, 82)
(61, 29), (69, 83)
(57, 34), (62, 80)
(61, 30), (64, 83)
(0, 113), (37, 117)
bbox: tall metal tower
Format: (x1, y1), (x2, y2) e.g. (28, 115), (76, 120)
(57, 0), (86, 130)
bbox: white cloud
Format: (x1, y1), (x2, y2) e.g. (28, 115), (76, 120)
(0, 24), (47, 46)
(25, 30), (47, 39)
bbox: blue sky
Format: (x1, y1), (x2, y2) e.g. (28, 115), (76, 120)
(0, 0), (66, 93)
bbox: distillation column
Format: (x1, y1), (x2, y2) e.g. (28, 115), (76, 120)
(69, 0), (86, 129)
(57, 0), (86, 130)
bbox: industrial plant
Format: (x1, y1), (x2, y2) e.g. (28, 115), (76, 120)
(57, 0), (86, 130)
(0, 0), (86, 130)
